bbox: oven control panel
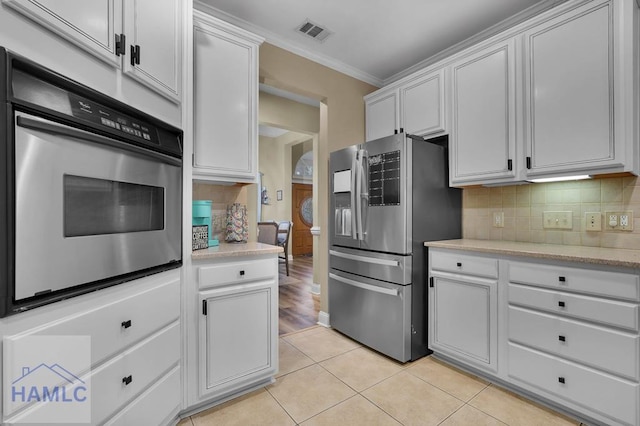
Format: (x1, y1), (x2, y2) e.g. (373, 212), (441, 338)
(69, 94), (159, 145)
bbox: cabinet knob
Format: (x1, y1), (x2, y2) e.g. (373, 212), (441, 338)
(558, 377), (565, 384)
(122, 375), (133, 386)
(121, 320), (132, 329)
(456, 262), (462, 267)
(239, 270), (245, 276)
(558, 301), (566, 308)
(558, 335), (566, 342)
(559, 276), (566, 282)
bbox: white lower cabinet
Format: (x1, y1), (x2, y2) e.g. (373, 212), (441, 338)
(428, 247), (640, 426)
(188, 255), (278, 409)
(429, 274), (498, 373)
(429, 250), (499, 372)
(199, 281), (277, 398)
(1, 271), (181, 425)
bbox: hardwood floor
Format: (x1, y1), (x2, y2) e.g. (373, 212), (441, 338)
(278, 256), (320, 335)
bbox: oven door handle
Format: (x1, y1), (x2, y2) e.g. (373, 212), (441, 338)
(16, 115), (182, 167)
(329, 273), (399, 296)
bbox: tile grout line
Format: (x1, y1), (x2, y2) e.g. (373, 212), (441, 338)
(264, 383), (302, 425)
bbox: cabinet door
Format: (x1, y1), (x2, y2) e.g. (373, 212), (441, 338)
(429, 273), (498, 372)
(365, 90), (398, 141)
(524, 1), (619, 176)
(450, 40), (516, 185)
(193, 14), (262, 182)
(2, 0), (122, 66)
(400, 69), (446, 137)
(199, 280), (277, 399)
(122, 0), (181, 102)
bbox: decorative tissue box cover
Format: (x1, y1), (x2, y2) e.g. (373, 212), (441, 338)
(192, 225), (209, 250)
(225, 203), (248, 243)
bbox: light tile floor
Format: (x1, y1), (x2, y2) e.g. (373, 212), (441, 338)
(178, 326), (583, 426)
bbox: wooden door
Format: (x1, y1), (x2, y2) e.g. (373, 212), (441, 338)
(291, 183), (313, 256)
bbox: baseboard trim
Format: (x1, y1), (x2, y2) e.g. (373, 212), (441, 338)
(317, 310), (330, 328)
(311, 282), (320, 295)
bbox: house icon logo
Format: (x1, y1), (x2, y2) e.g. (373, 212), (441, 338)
(12, 363), (87, 404)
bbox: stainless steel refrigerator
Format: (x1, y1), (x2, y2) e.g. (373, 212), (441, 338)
(329, 133), (461, 362)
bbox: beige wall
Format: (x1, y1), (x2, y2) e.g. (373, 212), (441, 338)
(259, 132), (308, 223)
(259, 43), (378, 313)
(463, 176), (640, 249)
(260, 92), (320, 134)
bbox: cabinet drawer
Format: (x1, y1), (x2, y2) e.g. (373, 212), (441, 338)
(10, 322), (180, 425)
(509, 261), (640, 301)
(104, 366), (180, 426)
(6, 278), (180, 368)
(509, 306), (639, 380)
(431, 251), (498, 278)
(508, 283), (639, 331)
(198, 258), (276, 288)
(508, 343), (639, 426)
(89, 322), (180, 425)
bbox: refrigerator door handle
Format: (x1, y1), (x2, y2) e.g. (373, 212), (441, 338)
(329, 249), (400, 267)
(329, 273), (398, 296)
(355, 149), (365, 241)
(350, 152), (358, 239)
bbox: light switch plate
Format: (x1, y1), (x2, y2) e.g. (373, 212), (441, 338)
(584, 212), (601, 231)
(493, 212), (504, 228)
(543, 211), (573, 229)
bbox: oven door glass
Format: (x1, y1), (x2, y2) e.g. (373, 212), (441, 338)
(14, 112), (182, 301)
(64, 175), (165, 237)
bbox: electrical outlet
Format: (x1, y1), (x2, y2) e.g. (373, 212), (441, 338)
(493, 212), (504, 228)
(584, 212), (601, 231)
(605, 211), (634, 231)
(543, 211), (573, 229)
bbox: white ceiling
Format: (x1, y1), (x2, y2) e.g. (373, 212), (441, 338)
(196, 0), (565, 87)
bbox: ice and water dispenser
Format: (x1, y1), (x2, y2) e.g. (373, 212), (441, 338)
(333, 170), (352, 237)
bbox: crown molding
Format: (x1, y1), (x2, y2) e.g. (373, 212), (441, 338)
(383, 0), (567, 86)
(194, 1), (383, 87)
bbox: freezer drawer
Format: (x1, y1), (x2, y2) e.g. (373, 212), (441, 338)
(330, 247), (411, 285)
(329, 269), (411, 362)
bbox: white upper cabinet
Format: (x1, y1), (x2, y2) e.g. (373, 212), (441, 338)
(2, 0), (122, 65)
(192, 12), (264, 183)
(523, 0), (631, 177)
(2, 0), (182, 102)
(400, 69), (446, 137)
(365, 90), (398, 141)
(449, 40), (516, 185)
(364, 0), (639, 187)
(365, 68), (446, 141)
(122, 0), (182, 102)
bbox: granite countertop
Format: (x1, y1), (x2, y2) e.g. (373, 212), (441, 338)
(425, 239), (640, 269)
(192, 241), (283, 260)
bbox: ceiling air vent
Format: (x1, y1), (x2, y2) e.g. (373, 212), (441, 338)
(296, 19), (332, 42)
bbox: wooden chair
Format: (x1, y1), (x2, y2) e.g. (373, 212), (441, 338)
(257, 221), (278, 245)
(277, 221), (292, 276)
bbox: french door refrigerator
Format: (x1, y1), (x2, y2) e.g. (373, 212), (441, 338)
(329, 133), (461, 362)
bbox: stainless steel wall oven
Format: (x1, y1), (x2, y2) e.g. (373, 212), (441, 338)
(0, 48), (183, 317)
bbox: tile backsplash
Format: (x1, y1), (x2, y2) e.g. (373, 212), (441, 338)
(463, 176), (640, 249)
(192, 183), (250, 238)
